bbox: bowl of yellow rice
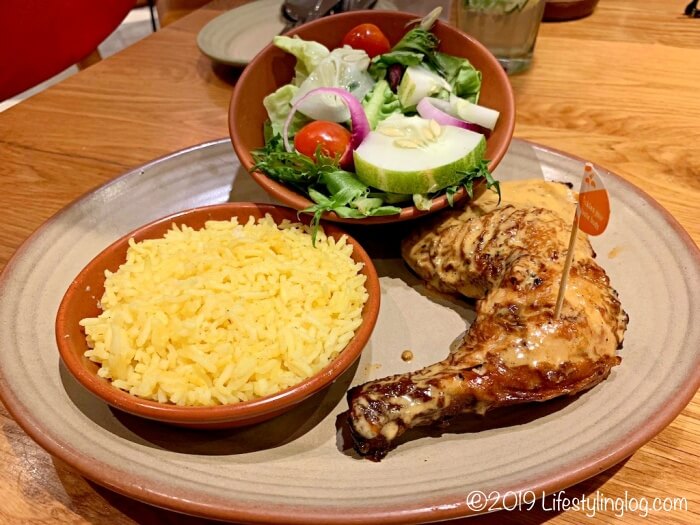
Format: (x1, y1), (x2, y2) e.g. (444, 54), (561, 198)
(56, 203), (379, 428)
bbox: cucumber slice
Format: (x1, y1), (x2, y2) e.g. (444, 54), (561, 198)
(353, 115), (486, 194)
(397, 66), (452, 109)
(449, 95), (500, 130)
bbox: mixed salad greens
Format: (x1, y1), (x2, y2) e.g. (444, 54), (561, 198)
(252, 9), (501, 232)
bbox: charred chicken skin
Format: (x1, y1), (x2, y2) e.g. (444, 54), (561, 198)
(347, 184), (628, 460)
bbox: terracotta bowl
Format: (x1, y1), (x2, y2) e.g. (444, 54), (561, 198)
(55, 203), (380, 428)
(229, 10), (515, 224)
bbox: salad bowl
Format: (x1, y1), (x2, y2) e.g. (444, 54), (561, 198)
(229, 10), (515, 224)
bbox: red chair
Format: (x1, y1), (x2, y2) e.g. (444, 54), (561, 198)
(0, 0), (137, 101)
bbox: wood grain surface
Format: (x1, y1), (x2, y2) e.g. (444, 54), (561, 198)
(0, 0), (698, 523)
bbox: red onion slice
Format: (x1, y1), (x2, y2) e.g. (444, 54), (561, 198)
(282, 87), (371, 168)
(416, 97), (490, 137)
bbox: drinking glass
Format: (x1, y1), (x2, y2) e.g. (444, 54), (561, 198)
(457, 0), (546, 74)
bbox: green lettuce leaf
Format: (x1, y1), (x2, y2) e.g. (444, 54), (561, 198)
(273, 35), (330, 85)
(251, 135), (325, 187)
(368, 50), (424, 80)
(393, 27), (440, 56)
(320, 170), (367, 205)
(303, 169), (400, 242)
(450, 159), (501, 203)
(361, 79), (402, 129)
(370, 26), (442, 80)
(433, 52), (482, 103)
(292, 47), (374, 122)
(412, 193), (433, 211)
(262, 84), (309, 137)
(415, 159), (499, 209)
(252, 137), (401, 242)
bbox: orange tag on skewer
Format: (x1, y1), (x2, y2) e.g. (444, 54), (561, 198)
(554, 163), (610, 318)
(577, 164), (610, 236)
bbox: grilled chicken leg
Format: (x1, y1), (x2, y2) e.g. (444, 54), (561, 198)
(347, 193), (628, 461)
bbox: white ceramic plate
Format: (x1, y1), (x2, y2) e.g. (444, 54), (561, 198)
(0, 139), (698, 524)
(197, 0), (286, 66)
(197, 0), (396, 66)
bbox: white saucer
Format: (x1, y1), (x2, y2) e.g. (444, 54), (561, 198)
(197, 0), (397, 66)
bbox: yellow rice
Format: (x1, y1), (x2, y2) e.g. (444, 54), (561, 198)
(80, 215), (368, 406)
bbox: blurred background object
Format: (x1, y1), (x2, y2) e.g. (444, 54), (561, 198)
(543, 0), (599, 21)
(0, 2), (157, 110)
(457, 0), (545, 75)
(157, 0), (210, 26)
(0, 0), (139, 101)
(156, 0), (443, 28)
(388, 0), (453, 19)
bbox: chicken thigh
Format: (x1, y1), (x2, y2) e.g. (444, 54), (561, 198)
(347, 184), (628, 460)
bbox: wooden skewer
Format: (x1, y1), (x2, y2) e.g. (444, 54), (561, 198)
(555, 163), (600, 319)
(554, 213), (579, 319)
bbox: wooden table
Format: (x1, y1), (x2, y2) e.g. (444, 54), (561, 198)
(0, 1), (698, 523)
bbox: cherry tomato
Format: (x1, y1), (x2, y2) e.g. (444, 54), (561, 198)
(294, 121), (352, 161)
(341, 23), (391, 58)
